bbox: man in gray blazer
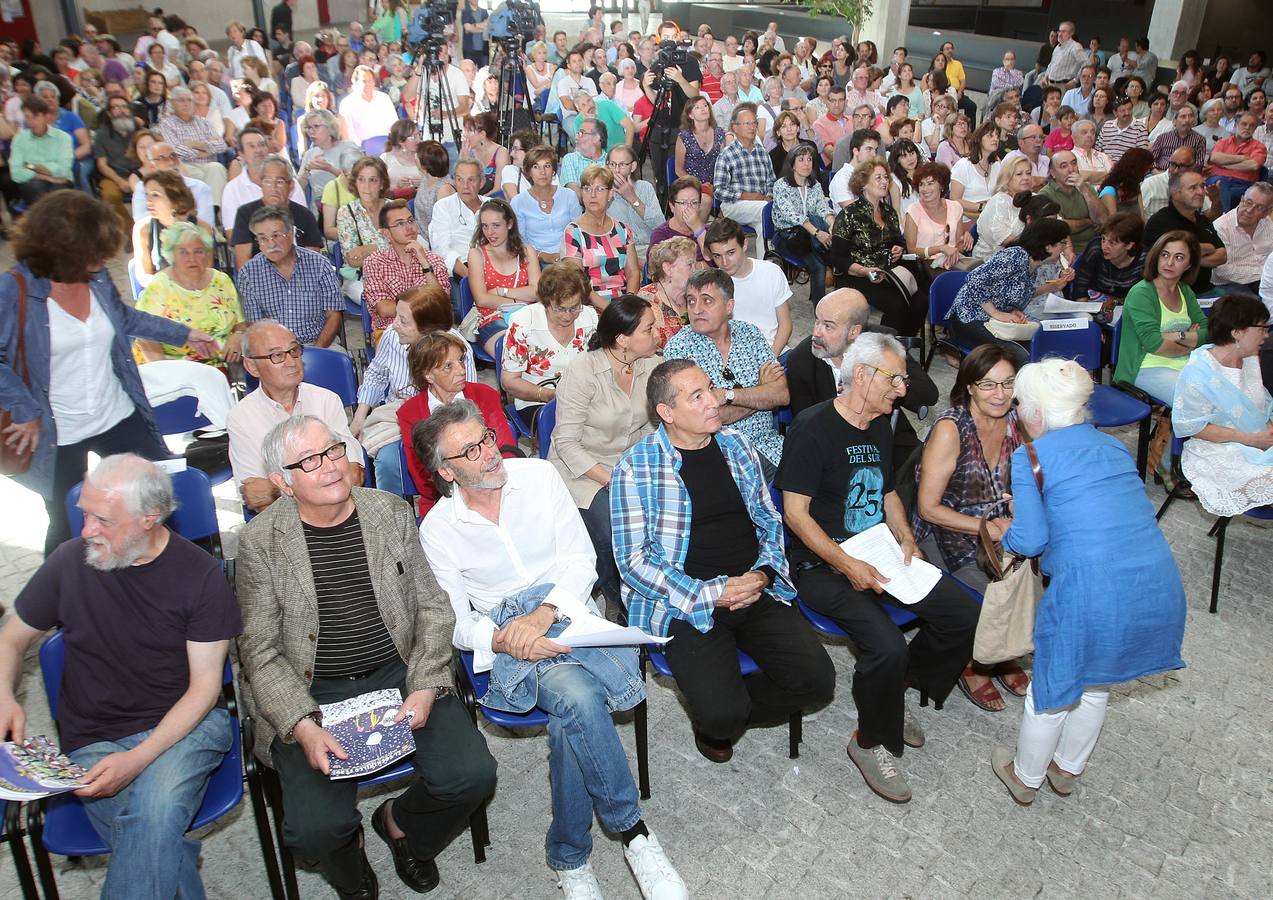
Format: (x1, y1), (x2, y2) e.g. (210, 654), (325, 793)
(237, 415), (496, 899)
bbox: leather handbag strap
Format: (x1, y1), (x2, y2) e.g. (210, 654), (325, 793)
(1025, 441), (1044, 493)
(9, 270), (29, 389)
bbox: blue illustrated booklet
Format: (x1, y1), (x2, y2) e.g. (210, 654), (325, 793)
(0, 735), (89, 801)
(320, 688), (416, 780)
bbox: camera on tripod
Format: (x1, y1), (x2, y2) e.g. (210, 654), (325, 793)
(406, 0), (455, 55)
(651, 39), (693, 88)
(489, 0), (540, 43)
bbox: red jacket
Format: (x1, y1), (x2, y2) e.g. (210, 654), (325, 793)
(397, 382), (516, 516)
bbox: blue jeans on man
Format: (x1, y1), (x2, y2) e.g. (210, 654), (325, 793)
(1207, 174), (1254, 212)
(68, 708), (233, 900)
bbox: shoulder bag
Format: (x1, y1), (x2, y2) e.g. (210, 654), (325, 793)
(0, 271), (33, 476)
(972, 442), (1044, 665)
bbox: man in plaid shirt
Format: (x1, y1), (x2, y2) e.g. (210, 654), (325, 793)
(236, 205), (344, 347)
(611, 359), (834, 764)
(157, 86), (229, 204)
(362, 199), (451, 333)
(713, 102), (775, 259)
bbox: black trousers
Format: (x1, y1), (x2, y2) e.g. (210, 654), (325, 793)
(646, 126), (676, 206)
(664, 596), (836, 742)
(795, 567), (978, 756)
(271, 659), (497, 893)
(837, 271), (927, 337)
(44, 408), (171, 556)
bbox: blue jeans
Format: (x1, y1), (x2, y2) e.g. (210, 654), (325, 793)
(1207, 175), (1253, 212)
(1133, 365), (1180, 406)
(68, 708), (232, 900)
(535, 663), (642, 871)
(373, 440), (404, 495)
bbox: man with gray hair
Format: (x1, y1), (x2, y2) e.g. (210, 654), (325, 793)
(0, 453), (241, 898)
(237, 415), (495, 898)
(713, 102), (776, 259)
(219, 126), (306, 232)
(230, 154), (324, 267)
(777, 332), (980, 804)
(1212, 182), (1273, 292)
(157, 84), (229, 202)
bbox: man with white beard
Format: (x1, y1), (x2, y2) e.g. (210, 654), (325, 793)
(93, 92), (143, 230)
(0, 454), (241, 900)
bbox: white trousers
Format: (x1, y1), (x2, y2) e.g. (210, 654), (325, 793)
(183, 161), (228, 207)
(1013, 684), (1109, 789)
(719, 199), (768, 259)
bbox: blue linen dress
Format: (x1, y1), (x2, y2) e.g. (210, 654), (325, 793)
(1002, 423), (1187, 710)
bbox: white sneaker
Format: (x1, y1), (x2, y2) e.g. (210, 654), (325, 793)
(558, 862), (605, 900)
(623, 832), (688, 900)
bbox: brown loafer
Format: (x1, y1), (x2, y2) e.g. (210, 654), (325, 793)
(693, 729), (733, 763)
(1046, 762), (1076, 796)
(991, 747), (1036, 806)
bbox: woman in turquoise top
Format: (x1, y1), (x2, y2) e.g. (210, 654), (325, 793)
(990, 359), (1186, 805)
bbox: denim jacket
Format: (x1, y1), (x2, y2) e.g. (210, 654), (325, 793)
(481, 583), (645, 715)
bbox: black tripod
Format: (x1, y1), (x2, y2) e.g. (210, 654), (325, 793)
(412, 49), (465, 150)
(491, 37), (534, 146)
(636, 76), (677, 207)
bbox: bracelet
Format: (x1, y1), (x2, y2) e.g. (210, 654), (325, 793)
(693, 227), (706, 238)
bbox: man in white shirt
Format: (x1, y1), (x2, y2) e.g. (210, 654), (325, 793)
(830, 129), (881, 207)
(428, 159), (486, 281)
(712, 72), (740, 128)
(705, 217), (792, 355)
(1141, 147), (1214, 218)
(1212, 182), (1273, 293)
(762, 22), (786, 54)
(990, 124), (1049, 190)
(224, 20), (269, 80)
(1231, 51), (1272, 98)
(220, 126), (305, 232)
(227, 320), (361, 512)
(1044, 21), (1089, 89)
(1261, 249), (1273, 315)
(130, 141), (214, 225)
(546, 47), (597, 136)
(415, 401), (688, 900)
(721, 35), (743, 73)
(338, 65), (402, 145)
(1106, 37), (1137, 81)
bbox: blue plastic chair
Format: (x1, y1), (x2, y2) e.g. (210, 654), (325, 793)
(458, 278), (496, 365)
(536, 399), (557, 460)
(361, 135), (388, 157)
(27, 632), (259, 900)
(493, 333), (532, 441)
(126, 258), (144, 301)
(299, 346), (358, 407)
(65, 467), (223, 558)
(150, 397), (233, 486)
(922, 270), (973, 370)
(1105, 317), (1159, 478)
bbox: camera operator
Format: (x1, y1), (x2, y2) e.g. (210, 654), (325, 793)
(460, 0), (490, 68)
(644, 20), (701, 201)
(403, 39), (473, 170)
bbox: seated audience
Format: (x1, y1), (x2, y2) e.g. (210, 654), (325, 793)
(398, 330), (514, 510)
(509, 145), (581, 264)
(460, 111), (511, 194)
(771, 144), (837, 308)
(335, 156), (392, 301)
(412, 140), (456, 240)
(362, 198), (451, 335)
(714, 103), (776, 258)
(548, 296), (660, 614)
(811, 85), (852, 166)
(663, 268), (788, 478)
(1071, 211), (1147, 305)
(1209, 112), (1269, 211)
(706, 217), (793, 354)
(231, 155), (324, 267)
(93, 94), (145, 229)
(611, 358), (836, 763)
(465, 197), (540, 358)
(904, 161), (974, 271)
(380, 119), (423, 196)
(1113, 231), (1210, 408)
(970, 155), (1036, 263)
(950, 122), (1003, 219)
(560, 116), (609, 197)
(498, 129), (542, 199)
(133, 171), (212, 288)
(571, 90), (634, 155)
(1212, 182), (1273, 293)
(992, 358), (1186, 807)
(829, 129), (883, 207)
(832, 158), (926, 337)
(1150, 105), (1206, 171)
(778, 332), (980, 803)
(563, 164), (639, 310)
(296, 110), (363, 212)
(1096, 94), (1149, 164)
(1042, 105), (1078, 151)
(338, 64), (399, 143)
(1173, 293), (1273, 517)
(429, 158), (488, 279)
(936, 113), (973, 169)
(638, 236), (697, 348)
(649, 176), (711, 263)
(8, 96), (74, 203)
(770, 110), (823, 183)
(888, 139), (923, 219)
(1039, 150), (1109, 248)
(947, 218), (1075, 364)
(221, 127), (305, 232)
(416, 401), (687, 900)
(502, 262), (600, 431)
(227, 320), (360, 511)
(604, 144), (663, 254)
(134, 222), (245, 366)
(157, 85), (228, 203)
(0, 454), (240, 899)
(1098, 147), (1155, 217)
(236, 206), (344, 347)
(1070, 119), (1112, 182)
(1142, 169), (1227, 295)
(674, 96), (725, 189)
(236, 414), (496, 897)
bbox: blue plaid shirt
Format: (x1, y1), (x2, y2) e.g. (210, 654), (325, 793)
(611, 425), (794, 637)
(235, 247), (344, 344)
(712, 138), (776, 204)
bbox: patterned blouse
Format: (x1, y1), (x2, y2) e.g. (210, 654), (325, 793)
(831, 197), (905, 269)
(134, 269), (244, 364)
(949, 245), (1037, 324)
(638, 282), (688, 349)
(771, 178), (834, 232)
(911, 404), (1023, 572)
(563, 218), (632, 303)
(678, 128), (725, 185)
(335, 200), (390, 267)
(502, 301), (599, 409)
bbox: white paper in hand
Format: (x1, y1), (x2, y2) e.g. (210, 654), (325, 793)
(839, 523), (943, 605)
(557, 615), (672, 648)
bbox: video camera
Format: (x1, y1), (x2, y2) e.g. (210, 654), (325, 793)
(651, 38), (693, 87)
(489, 0), (540, 43)
(406, 0), (454, 55)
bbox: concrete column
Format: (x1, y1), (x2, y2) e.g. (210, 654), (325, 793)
(855, 0), (911, 60)
(1147, 0), (1209, 62)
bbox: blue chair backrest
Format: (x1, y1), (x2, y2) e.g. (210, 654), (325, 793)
(152, 396), (212, 435)
(65, 468), (220, 545)
(665, 156), (677, 192)
(362, 135), (388, 157)
(1110, 316), (1124, 370)
(302, 346), (359, 407)
(494, 332), (506, 385)
(329, 240), (344, 269)
(761, 202), (775, 242)
(537, 399), (557, 459)
(362, 301), (376, 362)
(1030, 319), (1102, 370)
(399, 441), (419, 498)
(458, 277), (476, 320)
(929, 270), (970, 323)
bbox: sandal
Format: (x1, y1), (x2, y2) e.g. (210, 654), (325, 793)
(994, 663), (1030, 698)
(956, 665), (1005, 711)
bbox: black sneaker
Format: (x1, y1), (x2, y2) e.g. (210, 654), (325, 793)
(371, 799), (440, 893)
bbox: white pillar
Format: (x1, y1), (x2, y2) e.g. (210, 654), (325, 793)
(855, 0), (911, 60)
(1147, 0), (1209, 62)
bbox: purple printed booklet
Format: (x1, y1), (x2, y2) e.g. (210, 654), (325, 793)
(0, 735), (89, 801)
(320, 688), (416, 780)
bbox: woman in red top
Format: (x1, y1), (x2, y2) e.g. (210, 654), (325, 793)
(397, 331), (517, 513)
(465, 198), (541, 360)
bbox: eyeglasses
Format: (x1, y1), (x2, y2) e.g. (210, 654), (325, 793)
(550, 303), (584, 318)
(150, 152), (178, 163)
(581, 184), (610, 194)
(247, 342), (302, 364)
(865, 365), (910, 388)
(283, 442), (348, 473)
(720, 365), (737, 386)
(387, 216), (417, 228)
(444, 428), (497, 462)
(253, 229), (293, 246)
(973, 377), (1016, 392)
(1239, 197), (1273, 212)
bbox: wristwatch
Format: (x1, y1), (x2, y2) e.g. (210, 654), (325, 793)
(724, 388), (736, 405)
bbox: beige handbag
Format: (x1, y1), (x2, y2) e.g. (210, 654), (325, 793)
(984, 318), (1041, 341)
(972, 443), (1045, 665)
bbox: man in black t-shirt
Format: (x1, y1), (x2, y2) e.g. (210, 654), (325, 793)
(777, 333), (979, 805)
(1142, 170), (1228, 294)
(644, 20), (702, 200)
(230, 155), (324, 267)
(0, 454), (241, 899)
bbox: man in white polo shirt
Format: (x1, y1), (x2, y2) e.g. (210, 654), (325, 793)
(705, 217), (792, 356)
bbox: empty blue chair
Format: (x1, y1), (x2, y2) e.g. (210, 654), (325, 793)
(299, 346), (358, 407)
(458, 278), (496, 365)
(361, 135), (388, 157)
(923, 270), (973, 370)
(65, 467), (224, 558)
(150, 397), (233, 486)
(536, 399), (557, 460)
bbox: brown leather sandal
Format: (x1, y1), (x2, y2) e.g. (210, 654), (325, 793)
(956, 665), (1005, 711)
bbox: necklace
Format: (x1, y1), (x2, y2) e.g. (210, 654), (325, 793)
(607, 347), (633, 375)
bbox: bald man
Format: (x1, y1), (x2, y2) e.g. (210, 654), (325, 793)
(785, 289), (938, 472)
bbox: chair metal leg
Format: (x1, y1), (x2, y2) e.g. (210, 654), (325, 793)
(1156, 488), (1177, 521)
(244, 754), (288, 900)
(1136, 416), (1151, 481)
(4, 801), (39, 900)
(634, 698), (650, 800)
(788, 713), (802, 760)
(24, 802), (59, 900)
(1210, 517), (1230, 614)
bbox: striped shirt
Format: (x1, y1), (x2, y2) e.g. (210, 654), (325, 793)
(1151, 128), (1209, 171)
(303, 508), (401, 677)
(354, 325), (477, 407)
(1097, 118), (1150, 163)
(157, 113), (227, 162)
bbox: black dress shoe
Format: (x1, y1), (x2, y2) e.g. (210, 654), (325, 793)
(693, 729), (734, 763)
(335, 859), (378, 900)
(371, 800), (440, 893)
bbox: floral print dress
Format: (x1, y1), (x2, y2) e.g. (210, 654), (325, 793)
(501, 302), (599, 409)
(133, 269), (244, 365)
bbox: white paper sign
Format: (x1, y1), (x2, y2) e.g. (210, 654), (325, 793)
(839, 524), (942, 605)
(1040, 316), (1090, 331)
